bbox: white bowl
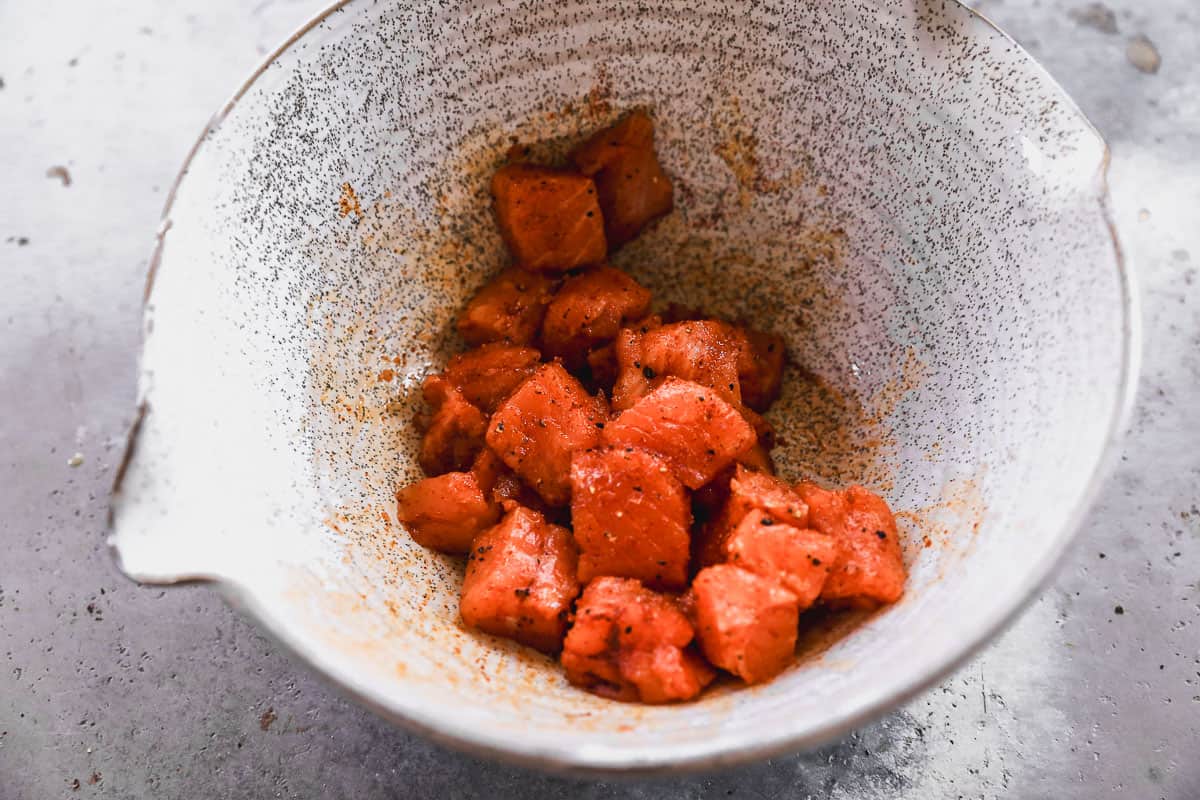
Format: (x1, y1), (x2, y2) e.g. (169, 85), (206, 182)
(110, 0), (1138, 774)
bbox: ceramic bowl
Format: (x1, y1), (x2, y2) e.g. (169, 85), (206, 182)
(110, 0), (1138, 774)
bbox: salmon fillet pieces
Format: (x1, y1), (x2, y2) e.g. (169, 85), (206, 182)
(612, 320), (744, 410)
(457, 267), (558, 346)
(795, 482), (906, 608)
(690, 564), (799, 684)
(486, 363), (608, 506)
(562, 577), (714, 703)
(694, 465), (810, 568)
(432, 342), (542, 413)
(724, 513), (838, 609)
(569, 447), (691, 589)
(602, 378), (756, 489)
(460, 506), (581, 653)
(570, 111), (674, 248)
(396, 471), (499, 554)
(540, 265), (652, 369)
(491, 164), (606, 273)
(416, 384), (487, 475)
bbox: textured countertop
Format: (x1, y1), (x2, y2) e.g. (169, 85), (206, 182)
(2, 0), (1197, 797)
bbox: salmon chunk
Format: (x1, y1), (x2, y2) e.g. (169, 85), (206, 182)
(585, 342), (618, 391)
(724, 513), (838, 609)
(735, 441), (775, 474)
(735, 325), (787, 412)
(470, 448), (549, 516)
(540, 266), (652, 369)
(486, 363), (608, 506)
(585, 312), (660, 391)
(569, 447), (691, 589)
(417, 386), (487, 475)
(435, 342), (542, 412)
(611, 323), (653, 412)
(460, 506), (581, 652)
(611, 319), (745, 412)
(602, 378), (756, 489)
(491, 164), (606, 273)
(457, 267), (558, 346)
(396, 471), (499, 554)
(571, 111), (674, 248)
(795, 483), (906, 608)
(695, 465), (809, 567)
(561, 577), (714, 703)
(691, 564), (799, 684)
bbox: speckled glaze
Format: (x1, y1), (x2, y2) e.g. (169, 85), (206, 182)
(109, 0), (1137, 774)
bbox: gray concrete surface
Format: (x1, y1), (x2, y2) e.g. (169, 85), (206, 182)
(1, 0), (1197, 797)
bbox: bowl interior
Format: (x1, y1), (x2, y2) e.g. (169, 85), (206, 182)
(112, 0), (1130, 771)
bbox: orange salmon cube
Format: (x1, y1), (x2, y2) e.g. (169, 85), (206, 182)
(460, 506), (580, 652)
(694, 465), (809, 567)
(486, 363), (608, 506)
(691, 564), (799, 684)
(417, 386), (487, 475)
(618, 646), (716, 705)
(457, 267), (559, 346)
(724, 513), (838, 609)
(735, 325), (786, 412)
(570, 111), (674, 248)
(436, 342), (541, 412)
(569, 447), (691, 589)
(396, 471), (499, 554)
(561, 577), (713, 703)
(541, 266), (651, 369)
(795, 483), (906, 608)
(491, 164), (606, 273)
(602, 378), (756, 489)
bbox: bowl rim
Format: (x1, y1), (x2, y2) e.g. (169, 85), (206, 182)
(112, 0), (1142, 776)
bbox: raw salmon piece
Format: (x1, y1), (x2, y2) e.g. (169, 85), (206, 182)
(541, 265), (651, 369)
(569, 447), (691, 589)
(724, 513), (838, 609)
(735, 441), (775, 474)
(738, 405), (777, 450)
(436, 342), (541, 412)
(608, 314), (665, 410)
(396, 471), (499, 554)
(611, 325), (652, 411)
(417, 386), (487, 475)
(795, 483), (906, 608)
(735, 325), (787, 412)
(584, 342), (618, 392)
(456, 267), (558, 346)
(486, 363), (608, 506)
(691, 564), (799, 684)
(636, 320), (744, 404)
(561, 577), (712, 703)
(602, 378), (756, 489)
(460, 506), (580, 653)
(491, 164), (606, 273)
(570, 111), (674, 248)
(694, 465), (809, 567)
(617, 646), (716, 705)
(470, 448), (549, 515)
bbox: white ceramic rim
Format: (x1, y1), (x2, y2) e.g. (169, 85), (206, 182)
(115, 0), (1143, 776)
